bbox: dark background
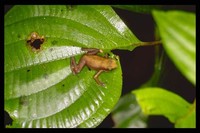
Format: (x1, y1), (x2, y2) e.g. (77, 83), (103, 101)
(4, 5), (196, 128)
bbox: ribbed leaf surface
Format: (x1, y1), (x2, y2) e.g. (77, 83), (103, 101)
(4, 5), (140, 128)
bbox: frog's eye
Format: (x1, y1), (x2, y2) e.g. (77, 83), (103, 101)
(113, 55), (119, 61)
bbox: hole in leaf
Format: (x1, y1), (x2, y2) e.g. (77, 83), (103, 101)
(31, 39), (43, 49)
(27, 32), (45, 51)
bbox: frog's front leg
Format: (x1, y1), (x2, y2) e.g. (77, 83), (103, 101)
(70, 56), (86, 75)
(94, 70), (105, 86)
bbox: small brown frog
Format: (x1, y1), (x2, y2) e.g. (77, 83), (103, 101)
(70, 48), (118, 86)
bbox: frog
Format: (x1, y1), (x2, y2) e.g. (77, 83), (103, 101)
(70, 48), (118, 86)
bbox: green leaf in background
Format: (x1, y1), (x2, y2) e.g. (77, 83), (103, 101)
(152, 10), (196, 85)
(132, 88), (195, 128)
(111, 93), (147, 128)
(175, 100), (196, 128)
(4, 5), (140, 128)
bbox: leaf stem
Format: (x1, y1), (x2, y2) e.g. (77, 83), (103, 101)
(140, 45), (166, 87)
(136, 40), (162, 47)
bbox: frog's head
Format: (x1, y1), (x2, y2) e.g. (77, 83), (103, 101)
(108, 58), (118, 70)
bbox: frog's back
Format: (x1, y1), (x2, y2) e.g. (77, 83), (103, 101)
(82, 54), (117, 71)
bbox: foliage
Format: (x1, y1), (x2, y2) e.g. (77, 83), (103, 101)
(152, 10), (196, 85)
(4, 5), (141, 128)
(132, 88), (195, 128)
(4, 5), (195, 128)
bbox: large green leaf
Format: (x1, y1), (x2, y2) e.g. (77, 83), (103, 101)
(132, 88), (195, 128)
(152, 10), (196, 85)
(175, 100), (196, 128)
(4, 5), (140, 128)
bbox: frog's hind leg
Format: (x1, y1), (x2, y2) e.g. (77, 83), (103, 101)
(81, 48), (103, 55)
(70, 57), (77, 75)
(93, 70), (105, 86)
(70, 56), (86, 75)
